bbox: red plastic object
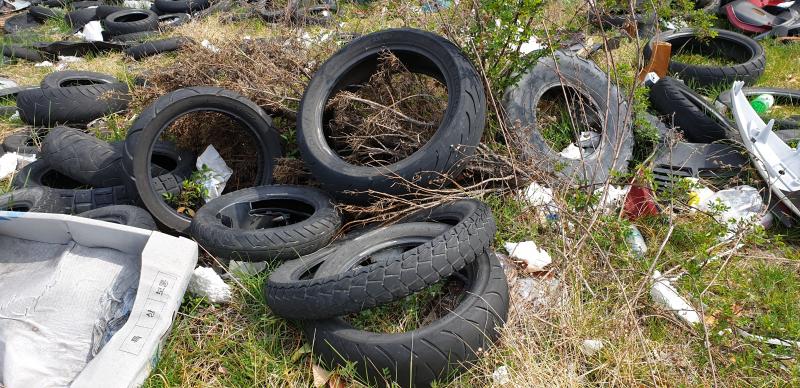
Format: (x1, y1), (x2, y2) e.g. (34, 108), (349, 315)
(624, 185), (660, 220)
(725, 0), (796, 33)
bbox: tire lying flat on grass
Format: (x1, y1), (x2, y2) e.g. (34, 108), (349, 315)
(643, 28), (766, 87)
(504, 51), (633, 185)
(122, 86), (282, 234)
(265, 199), (496, 320)
(296, 28), (486, 203)
(124, 36), (193, 60)
(103, 9), (159, 36)
(190, 185), (341, 261)
(16, 82), (130, 126)
(40, 70), (118, 89)
(302, 223), (509, 388)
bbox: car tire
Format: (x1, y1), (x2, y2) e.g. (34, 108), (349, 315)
(303, 225), (508, 387)
(41, 126), (126, 187)
(102, 9), (158, 36)
(296, 28), (486, 203)
(122, 86), (282, 233)
(190, 185), (340, 261)
(504, 51), (633, 185)
(15, 83), (129, 126)
(264, 199), (496, 320)
(643, 28), (766, 87)
(153, 0), (209, 13)
(78, 205), (156, 229)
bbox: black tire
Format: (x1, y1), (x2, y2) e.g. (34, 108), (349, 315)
(589, 1), (657, 38)
(29, 6), (60, 22)
(1, 45), (45, 62)
(123, 36), (193, 60)
(157, 12), (190, 28)
(102, 9), (158, 36)
(41, 127), (125, 187)
(12, 159), (83, 189)
(40, 70), (118, 89)
(2, 128), (45, 154)
(122, 86), (283, 233)
(16, 83), (130, 126)
(0, 187), (65, 213)
(110, 30), (158, 42)
(190, 185), (341, 261)
(504, 51), (633, 185)
(264, 199), (496, 320)
(153, 0), (209, 13)
(64, 7), (97, 29)
(3, 13), (42, 34)
(304, 226), (508, 388)
(643, 28), (766, 87)
(649, 76), (735, 143)
(0, 86), (37, 101)
(96, 4), (128, 19)
(297, 28), (486, 203)
(716, 87), (800, 130)
(78, 205), (156, 229)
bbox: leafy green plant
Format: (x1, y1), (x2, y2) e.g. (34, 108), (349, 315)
(163, 165), (212, 217)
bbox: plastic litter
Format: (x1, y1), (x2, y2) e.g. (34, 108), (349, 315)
(520, 182), (559, 221)
(580, 339), (604, 356)
(519, 35), (544, 54)
(698, 185), (765, 230)
(82, 21), (104, 42)
(504, 241), (552, 272)
(650, 270), (701, 325)
(0, 152), (35, 180)
(625, 225), (647, 257)
(685, 177), (715, 208)
(34, 61), (54, 67)
(559, 143), (582, 159)
(515, 276), (563, 309)
(187, 266), (232, 304)
(750, 94), (775, 114)
(623, 184), (659, 220)
(200, 39), (220, 53)
(594, 185), (629, 213)
(196, 145), (233, 201)
(492, 365), (511, 385)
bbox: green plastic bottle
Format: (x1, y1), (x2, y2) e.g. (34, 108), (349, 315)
(750, 94), (775, 115)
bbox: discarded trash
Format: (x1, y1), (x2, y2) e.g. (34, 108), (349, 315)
(0, 151), (35, 180)
(750, 93), (775, 114)
(515, 276), (563, 309)
(200, 39), (220, 53)
(82, 21), (104, 42)
(625, 225), (647, 257)
(698, 185), (765, 231)
(0, 211), (198, 387)
(34, 61), (54, 67)
(122, 0), (152, 8)
(623, 184), (659, 220)
(580, 339), (604, 356)
(594, 185), (629, 213)
(492, 365), (511, 385)
(311, 363), (332, 387)
(686, 178), (715, 209)
(420, 0), (451, 13)
(196, 145), (233, 201)
(559, 143), (582, 159)
(188, 266), (232, 304)
(519, 35), (544, 54)
(520, 182), (558, 221)
(504, 241), (552, 272)
(651, 270), (701, 325)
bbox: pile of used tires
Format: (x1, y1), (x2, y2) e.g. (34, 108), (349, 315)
(0, 28), (509, 386)
(2, 0), (196, 62)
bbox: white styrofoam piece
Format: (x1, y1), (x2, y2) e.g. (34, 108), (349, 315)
(730, 81), (800, 217)
(650, 270), (701, 325)
(580, 339), (604, 356)
(559, 143), (582, 159)
(504, 241), (552, 272)
(82, 21), (104, 42)
(187, 267), (232, 304)
(0, 211), (198, 388)
(593, 185), (629, 213)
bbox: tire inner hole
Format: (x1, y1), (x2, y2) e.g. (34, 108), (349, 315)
(536, 85), (603, 158)
(218, 198), (314, 230)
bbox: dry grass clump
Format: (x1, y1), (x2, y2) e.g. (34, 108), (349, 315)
(326, 51), (448, 166)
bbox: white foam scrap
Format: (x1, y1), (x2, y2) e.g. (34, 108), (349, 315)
(593, 185), (629, 213)
(57, 55), (83, 63)
(559, 143), (582, 159)
(625, 225), (647, 257)
(492, 365), (510, 385)
(0, 152), (35, 180)
(650, 270), (700, 325)
(34, 61), (54, 67)
(81, 21), (103, 42)
(580, 339), (604, 356)
(522, 182), (554, 207)
(200, 39), (220, 53)
(504, 241), (552, 272)
(196, 145), (233, 201)
(519, 35), (543, 54)
(187, 266), (231, 304)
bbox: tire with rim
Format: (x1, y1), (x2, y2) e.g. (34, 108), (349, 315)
(0, 187), (65, 213)
(504, 51), (633, 185)
(40, 70), (118, 89)
(78, 205), (156, 229)
(190, 185), (341, 261)
(643, 28), (766, 87)
(16, 82), (129, 126)
(300, 223), (509, 388)
(153, 0), (209, 13)
(649, 76), (735, 143)
(296, 28), (486, 203)
(124, 36), (193, 60)
(264, 199), (496, 320)
(122, 86), (283, 234)
(102, 9), (158, 36)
